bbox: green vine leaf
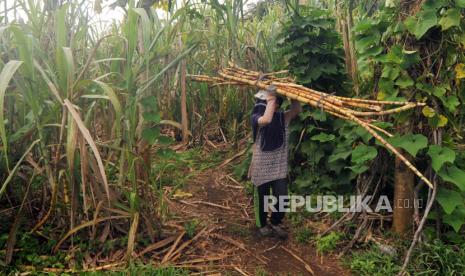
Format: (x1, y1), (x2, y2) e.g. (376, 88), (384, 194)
(436, 188), (463, 215)
(351, 144), (378, 164)
(395, 74), (414, 88)
(328, 146), (352, 163)
(347, 164), (368, 174)
(422, 106), (436, 118)
(438, 165), (465, 191)
(441, 96), (460, 113)
(455, 63), (465, 81)
(388, 133), (428, 157)
(140, 96), (157, 111)
(427, 145), (456, 172)
(428, 114), (448, 128)
(311, 133), (335, 142)
(142, 112), (161, 123)
(438, 8), (461, 31)
(141, 128), (160, 145)
(456, 0), (465, 8)
(404, 9), (437, 39)
(443, 207), (465, 232)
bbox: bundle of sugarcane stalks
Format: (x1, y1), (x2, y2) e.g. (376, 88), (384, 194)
(189, 63), (433, 188)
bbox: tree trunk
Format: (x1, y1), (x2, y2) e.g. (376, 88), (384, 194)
(393, 154), (415, 235)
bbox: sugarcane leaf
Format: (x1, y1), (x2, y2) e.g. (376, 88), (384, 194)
(64, 99), (111, 204)
(93, 80), (122, 139)
(438, 165), (465, 191)
(0, 140), (40, 200)
(428, 145), (456, 172)
(351, 144), (377, 164)
(0, 60), (23, 166)
(133, 8), (151, 53)
(388, 133), (428, 157)
(439, 8), (461, 31)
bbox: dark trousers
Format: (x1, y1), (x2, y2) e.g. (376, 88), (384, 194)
(253, 178), (288, 228)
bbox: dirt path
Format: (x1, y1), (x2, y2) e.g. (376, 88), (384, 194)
(165, 168), (350, 275)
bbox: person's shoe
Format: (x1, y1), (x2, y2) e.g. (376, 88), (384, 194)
(258, 225), (272, 237)
(270, 224), (288, 240)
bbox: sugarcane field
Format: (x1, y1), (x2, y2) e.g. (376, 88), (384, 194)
(2, 0), (465, 275)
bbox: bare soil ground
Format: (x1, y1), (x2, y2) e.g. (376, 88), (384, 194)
(162, 167), (351, 276)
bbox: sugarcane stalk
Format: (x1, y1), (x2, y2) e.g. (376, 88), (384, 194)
(213, 69), (433, 188)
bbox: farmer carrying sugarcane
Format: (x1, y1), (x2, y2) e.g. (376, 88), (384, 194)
(248, 86), (301, 239)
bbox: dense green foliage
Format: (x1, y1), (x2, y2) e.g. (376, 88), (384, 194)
(279, 8), (347, 91)
(353, 0), (465, 234)
(278, 7), (378, 193)
(2, 0), (465, 274)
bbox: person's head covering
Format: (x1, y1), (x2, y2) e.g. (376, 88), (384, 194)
(251, 96), (285, 152)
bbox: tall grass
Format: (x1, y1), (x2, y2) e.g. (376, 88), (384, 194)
(0, 0), (285, 265)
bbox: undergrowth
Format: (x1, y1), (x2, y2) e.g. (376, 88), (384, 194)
(346, 239), (465, 276)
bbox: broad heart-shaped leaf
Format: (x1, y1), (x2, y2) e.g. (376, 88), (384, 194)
(143, 112), (161, 123)
(155, 148), (176, 159)
(438, 165), (465, 191)
(404, 9), (437, 39)
(456, 0), (465, 8)
(388, 134), (428, 157)
(422, 106), (436, 118)
(436, 188), (463, 215)
(455, 63), (465, 80)
(141, 127), (160, 145)
(328, 146), (352, 163)
(300, 141), (325, 164)
(395, 74), (414, 88)
(438, 8), (461, 31)
(351, 144), (377, 164)
(293, 36), (310, 47)
(441, 95), (460, 113)
(347, 164), (369, 174)
(157, 136), (173, 145)
(311, 133), (335, 142)
(443, 207), (465, 232)
(427, 145), (456, 172)
(381, 66), (400, 80)
(428, 114), (448, 128)
(140, 96), (157, 111)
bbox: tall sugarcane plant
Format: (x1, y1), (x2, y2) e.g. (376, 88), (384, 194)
(0, 0), (200, 261)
